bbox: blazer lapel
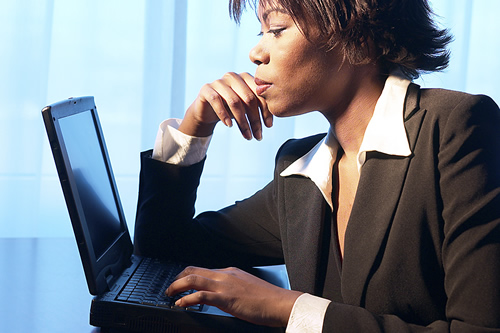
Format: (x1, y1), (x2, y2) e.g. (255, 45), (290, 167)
(341, 83), (427, 306)
(282, 175), (327, 295)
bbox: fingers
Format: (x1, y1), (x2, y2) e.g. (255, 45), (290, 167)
(240, 72), (273, 129)
(211, 74), (258, 140)
(166, 266), (217, 296)
(191, 72), (272, 141)
(166, 266), (247, 302)
(197, 83), (234, 128)
(165, 266), (227, 307)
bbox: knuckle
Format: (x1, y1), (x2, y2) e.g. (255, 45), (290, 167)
(239, 72), (253, 83)
(183, 266), (197, 275)
(200, 83), (213, 94)
(222, 72), (237, 80)
(221, 266), (236, 272)
(184, 265), (195, 272)
(186, 274), (199, 285)
(225, 97), (242, 109)
(242, 92), (257, 106)
(196, 291), (209, 303)
(223, 267), (239, 276)
(205, 90), (220, 103)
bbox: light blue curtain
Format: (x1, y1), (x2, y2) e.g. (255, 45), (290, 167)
(0, 0), (498, 237)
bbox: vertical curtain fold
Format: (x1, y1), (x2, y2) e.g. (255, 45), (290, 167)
(0, 0), (54, 236)
(141, 0), (188, 152)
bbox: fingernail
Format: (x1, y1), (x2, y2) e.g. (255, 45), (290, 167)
(255, 129), (262, 141)
(243, 129), (252, 140)
(175, 299), (181, 306)
(224, 118), (233, 127)
(265, 116), (273, 128)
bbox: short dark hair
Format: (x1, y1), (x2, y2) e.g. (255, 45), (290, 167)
(229, 0), (452, 79)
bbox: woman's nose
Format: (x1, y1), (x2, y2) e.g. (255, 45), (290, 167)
(249, 41), (269, 65)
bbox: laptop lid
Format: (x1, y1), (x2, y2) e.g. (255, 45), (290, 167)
(42, 96), (133, 296)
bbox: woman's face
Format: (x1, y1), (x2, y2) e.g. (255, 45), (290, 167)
(250, 3), (360, 119)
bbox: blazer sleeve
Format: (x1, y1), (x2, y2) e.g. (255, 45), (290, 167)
(322, 94), (500, 332)
(133, 150), (284, 268)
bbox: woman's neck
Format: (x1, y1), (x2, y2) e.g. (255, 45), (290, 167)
(326, 69), (386, 159)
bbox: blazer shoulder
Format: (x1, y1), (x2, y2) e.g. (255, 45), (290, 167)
(419, 88), (499, 115)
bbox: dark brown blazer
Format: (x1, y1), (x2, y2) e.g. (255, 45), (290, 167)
(134, 84), (500, 331)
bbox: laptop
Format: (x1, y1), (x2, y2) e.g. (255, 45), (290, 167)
(42, 96), (289, 333)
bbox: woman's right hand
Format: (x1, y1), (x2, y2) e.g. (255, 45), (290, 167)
(178, 72), (273, 140)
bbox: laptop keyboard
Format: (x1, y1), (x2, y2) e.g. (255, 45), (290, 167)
(116, 258), (203, 311)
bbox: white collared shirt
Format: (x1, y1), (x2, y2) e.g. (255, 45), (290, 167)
(152, 74), (412, 332)
(280, 74), (411, 211)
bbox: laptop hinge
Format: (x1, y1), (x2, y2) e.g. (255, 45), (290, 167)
(105, 270), (115, 290)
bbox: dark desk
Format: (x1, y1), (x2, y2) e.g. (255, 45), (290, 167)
(1, 238), (289, 333)
(0, 238), (97, 333)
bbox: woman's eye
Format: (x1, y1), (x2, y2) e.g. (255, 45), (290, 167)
(257, 28), (285, 38)
(268, 28), (285, 37)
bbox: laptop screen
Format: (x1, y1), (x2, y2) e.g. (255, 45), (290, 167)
(58, 110), (123, 260)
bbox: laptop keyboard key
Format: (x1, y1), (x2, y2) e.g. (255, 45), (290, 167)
(115, 259), (203, 312)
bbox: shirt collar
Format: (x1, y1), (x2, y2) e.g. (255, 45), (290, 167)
(357, 74), (412, 169)
(280, 73), (412, 210)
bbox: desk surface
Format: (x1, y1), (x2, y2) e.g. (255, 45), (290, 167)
(0, 238), (99, 333)
(1, 238), (289, 333)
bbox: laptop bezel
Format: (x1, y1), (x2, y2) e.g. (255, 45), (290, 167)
(42, 96), (133, 296)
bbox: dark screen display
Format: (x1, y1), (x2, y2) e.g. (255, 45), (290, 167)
(58, 110), (124, 259)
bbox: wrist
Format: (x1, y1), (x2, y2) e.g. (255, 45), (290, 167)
(178, 116), (217, 138)
(178, 102), (220, 137)
(279, 290), (303, 327)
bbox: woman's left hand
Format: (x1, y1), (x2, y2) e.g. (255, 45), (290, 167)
(166, 266), (302, 327)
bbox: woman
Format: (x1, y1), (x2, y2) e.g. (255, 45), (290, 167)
(134, 0), (500, 331)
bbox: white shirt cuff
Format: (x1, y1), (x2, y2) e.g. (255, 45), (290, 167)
(152, 118), (212, 166)
(286, 293), (331, 333)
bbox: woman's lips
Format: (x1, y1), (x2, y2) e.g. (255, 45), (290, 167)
(255, 78), (272, 96)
